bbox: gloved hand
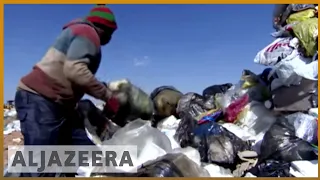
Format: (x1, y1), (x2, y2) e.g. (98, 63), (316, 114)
(105, 96), (120, 116)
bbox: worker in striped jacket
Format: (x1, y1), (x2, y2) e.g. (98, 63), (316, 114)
(14, 5), (120, 177)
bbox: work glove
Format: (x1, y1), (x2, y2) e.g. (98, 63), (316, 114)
(105, 96), (120, 116)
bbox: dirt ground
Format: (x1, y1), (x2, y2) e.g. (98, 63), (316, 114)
(3, 131), (24, 166)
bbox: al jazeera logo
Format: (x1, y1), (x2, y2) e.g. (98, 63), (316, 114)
(7, 145), (138, 173)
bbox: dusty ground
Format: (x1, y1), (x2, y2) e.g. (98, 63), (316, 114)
(3, 131), (24, 166)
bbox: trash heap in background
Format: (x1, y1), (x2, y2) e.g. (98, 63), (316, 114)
(3, 4), (318, 178)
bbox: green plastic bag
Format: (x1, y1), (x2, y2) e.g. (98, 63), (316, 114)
(292, 18), (318, 57)
(107, 79), (154, 126)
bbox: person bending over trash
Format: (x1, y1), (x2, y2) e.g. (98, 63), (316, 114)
(14, 4), (120, 176)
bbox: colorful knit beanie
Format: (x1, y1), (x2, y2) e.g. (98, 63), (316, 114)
(86, 4), (117, 31)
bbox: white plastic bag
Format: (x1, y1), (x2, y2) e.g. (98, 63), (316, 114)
(203, 164), (234, 177)
(285, 112), (318, 144)
(79, 119), (173, 176)
(254, 38), (298, 66)
(157, 116), (181, 149)
(102, 119), (172, 165)
(290, 160), (318, 177)
(269, 53), (317, 91)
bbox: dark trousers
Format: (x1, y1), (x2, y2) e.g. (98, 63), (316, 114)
(14, 90), (95, 177)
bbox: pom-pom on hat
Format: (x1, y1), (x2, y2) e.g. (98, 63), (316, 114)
(86, 4), (117, 30)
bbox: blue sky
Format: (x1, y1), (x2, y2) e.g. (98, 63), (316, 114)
(4, 4), (275, 102)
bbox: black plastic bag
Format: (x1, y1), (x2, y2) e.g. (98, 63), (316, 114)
(77, 100), (120, 141)
(92, 153), (209, 177)
(259, 116), (318, 162)
(248, 160), (293, 177)
(174, 113), (198, 148)
(176, 92), (215, 120)
(192, 121), (251, 168)
(133, 153), (209, 177)
(202, 83), (233, 98)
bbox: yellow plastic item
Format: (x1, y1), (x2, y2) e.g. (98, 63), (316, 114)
(292, 18), (318, 57)
(240, 70), (259, 89)
(286, 8), (316, 24)
(195, 108), (220, 121)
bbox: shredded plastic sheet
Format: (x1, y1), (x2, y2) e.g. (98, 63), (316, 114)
(289, 160), (318, 177)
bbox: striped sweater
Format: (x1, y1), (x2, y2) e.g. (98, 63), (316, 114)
(18, 19), (112, 107)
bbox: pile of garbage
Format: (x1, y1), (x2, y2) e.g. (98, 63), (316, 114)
(3, 4), (318, 177)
